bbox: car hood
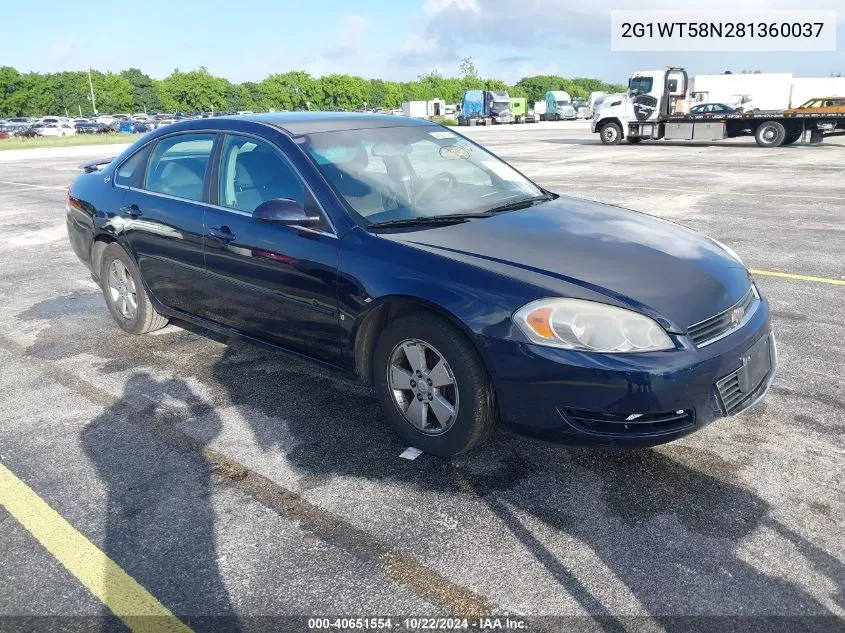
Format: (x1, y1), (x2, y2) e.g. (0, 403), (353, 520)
(379, 197), (750, 332)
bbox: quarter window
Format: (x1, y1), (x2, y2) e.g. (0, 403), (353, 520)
(145, 133), (215, 202)
(114, 146), (151, 187)
(218, 135), (304, 213)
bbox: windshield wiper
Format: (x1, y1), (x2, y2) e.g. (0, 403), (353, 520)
(484, 194), (555, 215)
(367, 213), (491, 228)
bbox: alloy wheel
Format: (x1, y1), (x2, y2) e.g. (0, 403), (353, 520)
(107, 260), (137, 320)
(387, 339), (459, 435)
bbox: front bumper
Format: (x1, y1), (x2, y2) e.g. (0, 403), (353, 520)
(481, 298), (775, 447)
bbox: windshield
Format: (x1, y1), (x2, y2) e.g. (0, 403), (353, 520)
(629, 76), (653, 96)
(555, 100), (570, 106)
(300, 125), (543, 226)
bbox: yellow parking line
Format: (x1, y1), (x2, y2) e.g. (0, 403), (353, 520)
(750, 269), (845, 286)
(0, 462), (194, 633)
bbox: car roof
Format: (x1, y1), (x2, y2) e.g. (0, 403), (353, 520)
(230, 112), (434, 135)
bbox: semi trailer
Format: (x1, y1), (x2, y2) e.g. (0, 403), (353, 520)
(592, 67), (845, 148)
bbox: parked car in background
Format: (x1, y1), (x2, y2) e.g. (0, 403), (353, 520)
(16, 124), (43, 138)
(36, 116), (71, 125)
(784, 97), (845, 115)
(155, 118), (177, 128)
(75, 122), (112, 134)
(689, 103), (739, 115)
(40, 122), (76, 136)
(1, 122), (31, 135)
(66, 113), (776, 456)
(119, 121), (150, 134)
(7, 117), (33, 125)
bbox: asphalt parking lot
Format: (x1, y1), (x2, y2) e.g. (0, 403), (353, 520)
(1, 122), (843, 633)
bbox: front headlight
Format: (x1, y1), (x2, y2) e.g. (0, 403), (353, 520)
(513, 298), (674, 353)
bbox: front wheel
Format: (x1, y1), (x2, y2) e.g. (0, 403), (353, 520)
(373, 313), (496, 456)
(600, 122), (623, 145)
(99, 243), (169, 334)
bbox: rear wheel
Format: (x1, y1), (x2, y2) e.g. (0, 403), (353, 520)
(755, 121), (786, 148)
(99, 243), (168, 334)
(781, 131), (802, 146)
(373, 313), (496, 456)
(600, 122), (623, 145)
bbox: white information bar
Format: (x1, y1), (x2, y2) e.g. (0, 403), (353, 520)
(611, 10), (836, 52)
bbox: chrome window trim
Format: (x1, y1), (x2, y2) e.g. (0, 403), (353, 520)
(689, 285), (760, 348)
(114, 184), (338, 240)
(114, 127), (338, 240)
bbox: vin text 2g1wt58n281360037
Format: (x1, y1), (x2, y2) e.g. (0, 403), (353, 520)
(66, 113), (777, 456)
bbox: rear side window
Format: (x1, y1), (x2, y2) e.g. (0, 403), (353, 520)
(115, 145), (152, 188)
(145, 133), (215, 202)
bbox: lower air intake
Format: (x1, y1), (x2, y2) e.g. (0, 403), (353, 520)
(562, 408), (695, 436)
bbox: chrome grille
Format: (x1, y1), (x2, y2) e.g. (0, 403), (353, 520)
(688, 286), (758, 347)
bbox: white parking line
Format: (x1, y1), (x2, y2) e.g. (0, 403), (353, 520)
(0, 180), (68, 191)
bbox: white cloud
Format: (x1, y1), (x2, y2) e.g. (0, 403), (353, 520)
(420, 0), (845, 51)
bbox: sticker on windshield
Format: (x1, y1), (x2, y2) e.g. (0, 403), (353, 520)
(439, 144), (471, 160)
(481, 160), (522, 181)
(429, 131), (456, 139)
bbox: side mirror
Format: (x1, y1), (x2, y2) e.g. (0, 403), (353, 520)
(252, 198), (320, 227)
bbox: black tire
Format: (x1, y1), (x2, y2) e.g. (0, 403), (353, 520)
(755, 121), (786, 148)
(627, 137), (643, 144)
(600, 122), (623, 145)
(781, 131), (802, 146)
(373, 313), (496, 456)
(99, 242), (169, 334)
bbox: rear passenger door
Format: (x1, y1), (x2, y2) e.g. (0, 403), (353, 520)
(202, 133), (342, 364)
(117, 132), (216, 316)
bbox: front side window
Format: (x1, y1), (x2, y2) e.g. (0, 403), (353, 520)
(145, 133), (215, 202)
(629, 77), (653, 96)
(300, 125), (542, 225)
(218, 134), (304, 213)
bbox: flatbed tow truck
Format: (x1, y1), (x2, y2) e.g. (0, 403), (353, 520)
(592, 67), (845, 148)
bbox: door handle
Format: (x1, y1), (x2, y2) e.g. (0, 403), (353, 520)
(208, 226), (236, 242)
(119, 203), (141, 218)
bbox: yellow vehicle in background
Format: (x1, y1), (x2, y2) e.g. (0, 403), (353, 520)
(785, 97), (845, 115)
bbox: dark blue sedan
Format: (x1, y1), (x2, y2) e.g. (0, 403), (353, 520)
(66, 113), (777, 456)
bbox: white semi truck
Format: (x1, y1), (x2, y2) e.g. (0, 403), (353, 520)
(592, 67), (845, 148)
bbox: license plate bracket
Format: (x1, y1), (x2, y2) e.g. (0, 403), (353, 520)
(738, 335), (771, 393)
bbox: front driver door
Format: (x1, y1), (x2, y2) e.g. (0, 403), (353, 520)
(202, 133), (342, 365)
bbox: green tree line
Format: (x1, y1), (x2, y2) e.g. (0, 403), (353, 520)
(0, 60), (625, 117)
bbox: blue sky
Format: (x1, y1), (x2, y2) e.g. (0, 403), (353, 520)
(2, 0), (842, 83)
